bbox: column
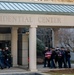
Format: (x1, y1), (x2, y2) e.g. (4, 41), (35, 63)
(11, 27), (18, 67)
(29, 26), (37, 71)
(52, 28), (59, 48)
(22, 34), (28, 66)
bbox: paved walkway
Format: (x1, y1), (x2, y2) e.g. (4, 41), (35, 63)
(38, 64), (74, 72)
(0, 64), (73, 74)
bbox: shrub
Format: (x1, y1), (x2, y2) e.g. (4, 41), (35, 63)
(37, 38), (45, 58)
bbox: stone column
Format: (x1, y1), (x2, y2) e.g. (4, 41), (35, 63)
(22, 33), (28, 66)
(11, 27), (18, 67)
(52, 28), (59, 48)
(29, 26), (37, 72)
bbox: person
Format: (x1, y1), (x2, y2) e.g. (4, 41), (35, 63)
(0, 48), (5, 69)
(43, 47), (51, 68)
(50, 48), (56, 68)
(5, 47), (11, 68)
(66, 47), (71, 68)
(2, 48), (6, 68)
(55, 47), (60, 68)
(61, 47), (67, 68)
(57, 48), (63, 68)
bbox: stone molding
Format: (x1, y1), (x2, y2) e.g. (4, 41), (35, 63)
(0, 14), (74, 27)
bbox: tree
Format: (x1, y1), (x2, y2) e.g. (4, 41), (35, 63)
(37, 38), (45, 58)
(37, 28), (52, 47)
(58, 28), (74, 51)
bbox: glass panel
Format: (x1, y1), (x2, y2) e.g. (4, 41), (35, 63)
(27, 4), (37, 11)
(1, 2), (10, 10)
(23, 4), (33, 11)
(0, 2), (73, 13)
(14, 3), (24, 10)
(18, 3), (28, 10)
(9, 3), (19, 10)
(51, 5), (61, 12)
(48, 5), (58, 12)
(60, 5), (69, 12)
(63, 5), (71, 12)
(31, 4), (42, 11)
(54, 5), (64, 12)
(58, 5), (67, 12)
(0, 3), (6, 10)
(35, 4), (46, 11)
(44, 5), (54, 12)
(71, 6), (74, 12)
(39, 4), (50, 11)
(5, 3), (15, 10)
(65, 5), (73, 12)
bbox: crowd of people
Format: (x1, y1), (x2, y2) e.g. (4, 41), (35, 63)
(0, 46), (71, 69)
(0, 47), (12, 69)
(43, 47), (71, 68)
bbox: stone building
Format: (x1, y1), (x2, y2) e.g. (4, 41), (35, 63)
(0, 0), (74, 71)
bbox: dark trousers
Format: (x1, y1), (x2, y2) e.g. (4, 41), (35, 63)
(51, 59), (55, 68)
(44, 57), (50, 67)
(66, 57), (71, 68)
(58, 57), (62, 68)
(2, 57), (6, 68)
(5, 58), (11, 68)
(63, 58), (67, 68)
(0, 57), (5, 69)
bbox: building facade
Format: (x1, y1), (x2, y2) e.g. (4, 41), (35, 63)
(0, 0), (74, 71)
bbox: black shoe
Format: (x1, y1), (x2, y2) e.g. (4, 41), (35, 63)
(43, 66), (46, 68)
(1, 67), (3, 69)
(7, 66), (10, 69)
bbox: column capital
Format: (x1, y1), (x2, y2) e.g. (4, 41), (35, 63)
(52, 28), (60, 31)
(30, 25), (37, 28)
(11, 27), (18, 30)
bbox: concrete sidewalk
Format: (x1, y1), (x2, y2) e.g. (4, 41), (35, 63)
(17, 64), (74, 72)
(0, 67), (26, 73)
(37, 64), (74, 72)
(0, 64), (73, 74)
